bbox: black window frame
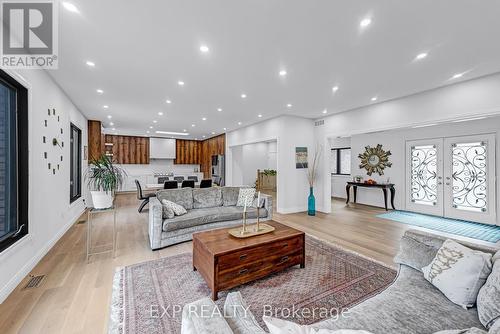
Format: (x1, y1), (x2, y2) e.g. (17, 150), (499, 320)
(69, 123), (82, 203)
(331, 147), (351, 176)
(0, 70), (28, 253)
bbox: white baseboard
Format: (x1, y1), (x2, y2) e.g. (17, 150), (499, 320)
(277, 206), (308, 214)
(0, 209), (84, 304)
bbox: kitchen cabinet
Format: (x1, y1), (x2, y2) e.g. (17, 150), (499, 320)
(150, 138), (176, 159)
(174, 139), (200, 164)
(104, 134), (149, 164)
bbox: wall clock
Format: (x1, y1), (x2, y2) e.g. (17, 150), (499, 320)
(358, 144), (392, 176)
(43, 108), (64, 175)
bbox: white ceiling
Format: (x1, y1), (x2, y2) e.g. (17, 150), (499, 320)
(49, 0), (500, 140)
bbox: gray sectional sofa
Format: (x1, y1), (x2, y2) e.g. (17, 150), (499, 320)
(182, 229), (500, 334)
(148, 187), (273, 250)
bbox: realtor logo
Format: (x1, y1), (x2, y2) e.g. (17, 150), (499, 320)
(1, 0), (58, 69)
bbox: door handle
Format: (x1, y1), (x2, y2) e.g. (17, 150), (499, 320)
(445, 183), (450, 185)
(437, 182), (443, 185)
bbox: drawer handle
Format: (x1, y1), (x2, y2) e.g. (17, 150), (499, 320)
(279, 256), (289, 264)
(282, 243), (288, 248)
(239, 268), (248, 275)
(239, 254), (247, 260)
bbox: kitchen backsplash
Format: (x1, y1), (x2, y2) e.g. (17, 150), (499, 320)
(120, 159), (200, 175)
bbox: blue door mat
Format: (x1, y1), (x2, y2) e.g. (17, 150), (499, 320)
(377, 211), (500, 243)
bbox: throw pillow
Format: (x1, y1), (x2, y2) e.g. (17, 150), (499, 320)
(422, 239), (492, 308)
(161, 199), (187, 216)
(477, 253), (500, 329)
(393, 235), (439, 272)
(236, 188), (256, 207)
(223, 292), (266, 334)
(433, 329), (488, 334)
(161, 202), (175, 219)
(263, 317), (373, 334)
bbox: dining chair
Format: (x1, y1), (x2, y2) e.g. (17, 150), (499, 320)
(181, 180), (195, 188)
(157, 176), (169, 184)
(163, 180), (178, 189)
(188, 176), (198, 182)
(135, 180), (156, 212)
(199, 179), (212, 188)
(173, 176), (185, 183)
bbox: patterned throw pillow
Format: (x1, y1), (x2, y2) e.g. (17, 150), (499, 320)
(161, 203), (175, 219)
(422, 239), (492, 308)
(236, 188), (256, 207)
(477, 253), (500, 329)
(161, 199), (187, 216)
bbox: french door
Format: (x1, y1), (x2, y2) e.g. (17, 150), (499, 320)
(406, 134), (496, 225)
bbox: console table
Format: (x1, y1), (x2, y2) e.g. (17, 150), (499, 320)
(345, 182), (395, 211)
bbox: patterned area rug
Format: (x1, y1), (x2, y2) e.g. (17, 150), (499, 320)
(378, 210), (500, 243)
(109, 236), (397, 333)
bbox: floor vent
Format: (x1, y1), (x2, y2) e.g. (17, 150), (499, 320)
(22, 275), (45, 290)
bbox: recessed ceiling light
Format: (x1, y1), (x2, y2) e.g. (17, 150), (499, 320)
(217, 108), (222, 112)
(202, 135), (206, 138)
(96, 89), (104, 94)
(414, 52), (428, 61)
(287, 104), (292, 108)
(149, 126), (153, 129)
(452, 116), (487, 123)
(241, 93), (247, 99)
(202, 117), (207, 121)
(158, 112), (163, 116)
(109, 122), (114, 126)
(178, 81), (185, 86)
(155, 131), (189, 136)
(360, 17), (372, 28)
(371, 96), (378, 102)
(153, 120), (157, 123)
(62, 2), (79, 13)
(195, 138), (198, 140)
(332, 86), (339, 93)
(451, 73), (464, 79)
(191, 124), (196, 127)
(146, 131), (150, 133)
(103, 105), (109, 109)
(322, 109), (327, 114)
(199, 45), (209, 53)
(257, 114), (262, 118)
(112, 128), (116, 131)
(166, 100), (172, 104)
(107, 115), (112, 119)
(279, 70), (287, 76)
(183, 129), (187, 132)
(223, 127), (227, 131)
(237, 121), (242, 125)
(211, 132), (215, 135)
(86, 61), (95, 67)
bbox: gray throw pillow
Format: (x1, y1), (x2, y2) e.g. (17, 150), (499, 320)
(433, 328), (488, 334)
(157, 188), (193, 209)
(477, 251), (500, 329)
(223, 292), (266, 334)
(161, 203), (175, 219)
(193, 188), (222, 209)
(222, 187), (240, 206)
(393, 235), (439, 271)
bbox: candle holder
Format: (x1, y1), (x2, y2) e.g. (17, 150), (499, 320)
(254, 207), (261, 232)
(241, 211), (248, 235)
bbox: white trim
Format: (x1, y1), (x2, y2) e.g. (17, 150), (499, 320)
(0, 208), (84, 303)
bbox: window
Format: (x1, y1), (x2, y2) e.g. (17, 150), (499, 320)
(331, 148), (351, 175)
(0, 70), (28, 253)
(70, 124), (82, 203)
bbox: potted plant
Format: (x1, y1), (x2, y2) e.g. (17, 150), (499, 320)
(86, 154), (126, 209)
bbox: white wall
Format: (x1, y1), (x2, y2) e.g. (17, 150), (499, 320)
(330, 137), (351, 198)
(316, 73), (500, 213)
(226, 116), (315, 213)
(344, 118), (500, 224)
(230, 141), (277, 187)
(0, 69), (88, 303)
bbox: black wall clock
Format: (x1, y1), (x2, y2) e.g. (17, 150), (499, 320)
(43, 108), (64, 175)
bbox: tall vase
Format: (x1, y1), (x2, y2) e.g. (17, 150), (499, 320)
(308, 187), (316, 216)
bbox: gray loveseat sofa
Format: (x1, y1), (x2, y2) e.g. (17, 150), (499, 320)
(148, 187), (273, 250)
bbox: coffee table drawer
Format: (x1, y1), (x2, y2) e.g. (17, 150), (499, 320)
(218, 249), (303, 290)
(218, 236), (302, 271)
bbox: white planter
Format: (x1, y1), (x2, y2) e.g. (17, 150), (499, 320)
(90, 191), (114, 209)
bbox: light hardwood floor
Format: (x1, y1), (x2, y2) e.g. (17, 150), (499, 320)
(0, 193), (494, 333)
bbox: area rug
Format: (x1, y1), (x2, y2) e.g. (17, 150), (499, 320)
(109, 236), (397, 333)
(378, 210), (500, 243)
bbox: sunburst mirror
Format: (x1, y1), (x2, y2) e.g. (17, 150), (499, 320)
(358, 144), (392, 176)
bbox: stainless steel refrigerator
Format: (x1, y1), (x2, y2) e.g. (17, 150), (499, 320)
(211, 155), (225, 186)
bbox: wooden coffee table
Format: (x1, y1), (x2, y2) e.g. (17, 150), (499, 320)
(193, 221), (305, 300)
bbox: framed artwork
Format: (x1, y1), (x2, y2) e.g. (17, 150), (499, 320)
(358, 144), (392, 175)
(295, 147), (308, 168)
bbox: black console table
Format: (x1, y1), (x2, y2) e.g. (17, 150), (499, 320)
(345, 182), (395, 211)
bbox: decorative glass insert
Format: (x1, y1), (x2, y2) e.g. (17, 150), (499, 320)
(410, 145), (438, 205)
(452, 142), (487, 212)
